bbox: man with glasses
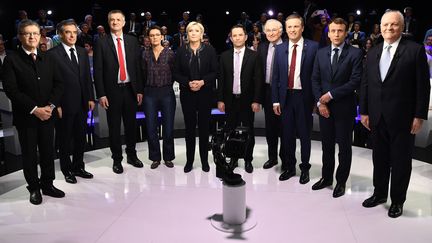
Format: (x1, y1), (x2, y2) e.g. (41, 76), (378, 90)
(258, 19), (285, 171)
(2, 19), (65, 205)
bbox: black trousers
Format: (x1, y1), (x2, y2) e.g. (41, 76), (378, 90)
(106, 85), (138, 162)
(281, 90), (312, 172)
(180, 89), (212, 164)
(57, 110), (88, 174)
(225, 95), (255, 162)
(319, 114), (354, 184)
(370, 117), (414, 204)
(263, 84), (283, 161)
(17, 120), (55, 191)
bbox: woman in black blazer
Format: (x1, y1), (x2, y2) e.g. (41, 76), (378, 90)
(173, 21), (218, 173)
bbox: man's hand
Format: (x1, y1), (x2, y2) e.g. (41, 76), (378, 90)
(33, 106), (52, 121)
(318, 103), (330, 118)
(137, 94), (143, 106)
(217, 101), (225, 112)
(88, 101), (95, 111)
(411, 118), (424, 134)
(99, 96), (109, 109)
(319, 92), (332, 104)
(251, 102), (260, 112)
(57, 107), (62, 119)
(273, 105), (281, 115)
(361, 115), (370, 131)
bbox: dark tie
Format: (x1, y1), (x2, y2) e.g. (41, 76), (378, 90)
(332, 48), (339, 74)
(70, 48), (78, 66)
(116, 37), (127, 81)
(288, 44), (297, 89)
(30, 53), (37, 62)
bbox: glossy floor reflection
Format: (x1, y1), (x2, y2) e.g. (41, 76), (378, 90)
(0, 138), (431, 243)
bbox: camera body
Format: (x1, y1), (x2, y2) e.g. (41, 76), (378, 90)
(210, 126), (251, 185)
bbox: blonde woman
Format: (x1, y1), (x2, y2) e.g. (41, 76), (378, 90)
(173, 21), (218, 173)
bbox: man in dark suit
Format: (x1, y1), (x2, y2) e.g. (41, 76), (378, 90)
(49, 19), (95, 184)
(2, 20), (65, 205)
(311, 18), (363, 198)
(218, 24), (263, 173)
(94, 10), (144, 174)
(272, 13), (319, 183)
(257, 19), (284, 169)
(125, 13), (142, 37)
(360, 10), (430, 218)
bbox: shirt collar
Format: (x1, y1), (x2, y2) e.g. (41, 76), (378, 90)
(289, 37), (304, 49)
(383, 36), (402, 49)
(22, 46), (37, 56)
(61, 42), (76, 52)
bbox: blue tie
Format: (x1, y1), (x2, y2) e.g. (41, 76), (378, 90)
(379, 45), (392, 80)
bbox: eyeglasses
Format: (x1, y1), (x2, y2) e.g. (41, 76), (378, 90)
(20, 32), (41, 37)
(265, 28), (280, 33)
(149, 33), (161, 38)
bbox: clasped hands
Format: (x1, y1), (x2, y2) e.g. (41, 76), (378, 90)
(189, 80), (204, 91)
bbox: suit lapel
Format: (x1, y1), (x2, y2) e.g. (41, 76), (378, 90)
(301, 41), (307, 68)
(375, 43), (384, 82)
(58, 46), (79, 74)
(107, 36), (118, 64)
(332, 45), (349, 78)
(384, 41), (405, 81)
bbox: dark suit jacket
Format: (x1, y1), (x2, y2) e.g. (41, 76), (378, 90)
(360, 39), (430, 131)
(173, 44), (218, 92)
(48, 45), (94, 114)
(218, 47), (263, 111)
(2, 48), (63, 127)
(311, 44), (363, 119)
(271, 39), (319, 111)
(93, 34), (143, 99)
(125, 21), (143, 36)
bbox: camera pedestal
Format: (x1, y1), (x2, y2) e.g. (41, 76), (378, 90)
(210, 181), (257, 233)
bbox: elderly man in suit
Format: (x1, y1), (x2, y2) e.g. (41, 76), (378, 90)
(272, 13), (319, 183)
(2, 19), (65, 204)
(311, 17), (363, 198)
(257, 19), (284, 170)
(94, 10), (144, 174)
(218, 24), (263, 173)
(360, 10), (430, 218)
(49, 19), (95, 184)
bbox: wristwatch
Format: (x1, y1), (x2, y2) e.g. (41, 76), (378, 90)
(49, 104), (56, 110)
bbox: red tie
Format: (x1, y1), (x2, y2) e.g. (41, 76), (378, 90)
(288, 44), (297, 89)
(116, 37), (127, 81)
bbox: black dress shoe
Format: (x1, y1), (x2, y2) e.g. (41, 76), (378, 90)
(113, 163), (124, 174)
(312, 178), (333, 190)
(362, 195), (387, 208)
(333, 184), (346, 198)
(184, 161), (193, 173)
(299, 171), (310, 184)
(151, 161), (161, 169)
(263, 160), (278, 169)
(73, 168), (93, 179)
(164, 160), (174, 168)
(41, 185), (65, 198)
(127, 156), (144, 168)
(202, 161), (210, 172)
(64, 172), (77, 184)
(388, 203), (403, 218)
(29, 190), (42, 205)
(245, 161), (253, 173)
(279, 170), (296, 181)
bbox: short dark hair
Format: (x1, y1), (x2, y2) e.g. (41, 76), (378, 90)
(17, 19), (40, 35)
(231, 24), (247, 35)
(57, 19), (78, 33)
(148, 25), (162, 35)
(329, 18), (348, 31)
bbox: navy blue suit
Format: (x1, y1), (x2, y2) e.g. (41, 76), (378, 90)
(311, 44), (363, 184)
(272, 39), (318, 172)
